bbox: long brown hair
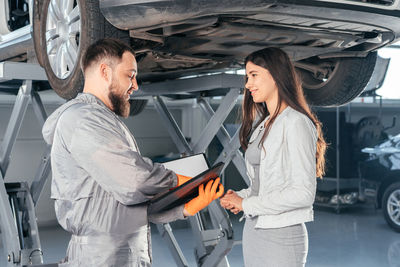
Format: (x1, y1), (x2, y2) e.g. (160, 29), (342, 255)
(239, 47), (326, 178)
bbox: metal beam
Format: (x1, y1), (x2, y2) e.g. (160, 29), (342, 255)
(31, 91), (48, 126)
(133, 74), (244, 97)
(197, 98), (234, 148)
(0, 80), (33, 177)
(2, 183), (44, 266)
(30, 90), (51, 206)
(205, 201), (234, 267)
(0, 26), (33, 63)
(214, 129), (241, 171)
(197, 98), (249, 185)
(30, 146), (52, 206)
(156, 224), (189, 267)
(22, 186), (43, 265)
(0, 179), (21, 266)
(0, 62), (47, 82)
(153, 95), (193, 154)
(189, 215), (208, 264)
(192, 89), (240, 153)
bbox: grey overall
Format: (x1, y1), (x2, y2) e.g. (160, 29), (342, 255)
(42, 93), (184, 266)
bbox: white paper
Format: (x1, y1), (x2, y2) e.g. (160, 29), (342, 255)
(162, 154), (209, 177)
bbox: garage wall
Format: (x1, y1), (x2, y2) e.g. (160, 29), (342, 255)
(0, 100), (181, 226)
(315, 103), (400, 179)
(317, 102), (400, 136)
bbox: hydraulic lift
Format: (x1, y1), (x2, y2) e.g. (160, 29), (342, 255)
(136, 73), (250, 266)
(0, 61), (250, 266)
(0, 62), (52, 266)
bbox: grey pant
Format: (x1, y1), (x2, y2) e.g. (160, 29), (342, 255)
(242, 218), (308, 267)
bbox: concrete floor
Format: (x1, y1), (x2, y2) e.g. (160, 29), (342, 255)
(1, 207), (399, 266)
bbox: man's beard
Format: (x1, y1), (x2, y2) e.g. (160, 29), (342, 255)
(108, 79), (130, 117)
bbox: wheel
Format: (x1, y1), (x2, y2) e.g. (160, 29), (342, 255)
(296, 52), (377, 107)
(32, 0), (44, 66)
(35, 0), (129, 99)
(34, 0), (147, 113)
(354, 116), (388, 148)
(382, 182), (400, 232)
(129, 99), (148, 116)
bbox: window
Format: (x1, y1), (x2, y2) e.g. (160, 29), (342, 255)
(377, 44), (400, 99)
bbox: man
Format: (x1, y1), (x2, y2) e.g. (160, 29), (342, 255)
(42, 38), (223, 266)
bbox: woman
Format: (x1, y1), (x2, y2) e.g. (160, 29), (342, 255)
(220, 47), (326, 267)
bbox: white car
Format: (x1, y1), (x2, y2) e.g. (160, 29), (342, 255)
(1, 0), (400, 106)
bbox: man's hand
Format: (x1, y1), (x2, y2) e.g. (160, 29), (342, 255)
(183, 178), (224, 216)
(220, 189), (243, 214)
(176, 174), (192, 187)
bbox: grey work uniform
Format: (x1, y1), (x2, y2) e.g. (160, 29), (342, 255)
(242, 118), (308, 267)
(42, 93), (184, 267)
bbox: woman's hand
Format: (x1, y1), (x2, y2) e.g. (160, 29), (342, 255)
(220, 189), (243, 214)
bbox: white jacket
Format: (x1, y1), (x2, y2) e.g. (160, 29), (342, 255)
(237, 106), (317, 229)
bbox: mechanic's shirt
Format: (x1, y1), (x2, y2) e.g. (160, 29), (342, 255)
(42, 93), (184, 266)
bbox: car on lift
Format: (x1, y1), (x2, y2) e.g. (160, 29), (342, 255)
(1, 0), (400, 106)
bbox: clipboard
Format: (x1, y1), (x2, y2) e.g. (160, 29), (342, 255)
(148, 154), (224, 213)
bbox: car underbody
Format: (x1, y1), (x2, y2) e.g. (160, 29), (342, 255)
(101, 0), (400, 77)
(1, 0), (400, 105)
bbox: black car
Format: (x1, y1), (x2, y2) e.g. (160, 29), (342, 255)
(314, 111), (400, 232)
(360, 133), (400, 232)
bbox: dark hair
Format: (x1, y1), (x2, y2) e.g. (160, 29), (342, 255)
(81, 38), (135, 74)
(239, 47), (327, 178)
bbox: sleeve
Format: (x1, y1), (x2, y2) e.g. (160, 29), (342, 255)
(69, 112), (178, 205)
(242, 117), (317, 216)
(236, 188), (251, 199)
(148, 204), (186, 224)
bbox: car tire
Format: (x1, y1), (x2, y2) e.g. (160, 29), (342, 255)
(32, 0), (44, 66)
(35, 0), (147, 114)
(129, 99), (148, 116)
(297, 52), (377, 106)
(382, 182), (400, 232)
(35, 0), (129, 100)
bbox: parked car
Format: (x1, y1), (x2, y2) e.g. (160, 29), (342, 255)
(1, 0), (400, 106)
(314, 110), (400, 232)
(361, 133), (400, 232)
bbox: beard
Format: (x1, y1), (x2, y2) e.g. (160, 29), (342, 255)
(108, 79), (130, 118)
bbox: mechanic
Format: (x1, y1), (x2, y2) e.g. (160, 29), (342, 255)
(42, 38), (224, 266)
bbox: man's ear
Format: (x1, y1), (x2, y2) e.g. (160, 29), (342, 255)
(99, 62), (112, 83)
